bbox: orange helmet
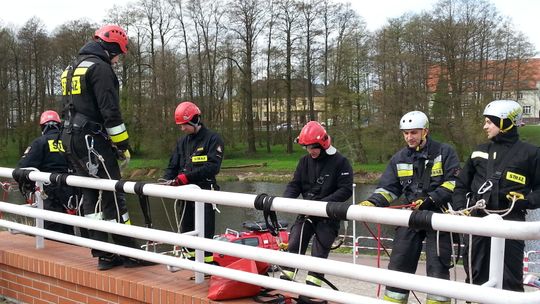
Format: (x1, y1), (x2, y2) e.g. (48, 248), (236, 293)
(175, 101), (201, 125)
(94, 25), (128, 55)
(39, 110), (61, 125)
(296, 121), (331, 150)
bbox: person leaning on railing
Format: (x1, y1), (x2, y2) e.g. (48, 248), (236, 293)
(162, 101), (225, 263)
(453, 100), (540, 291)
(279, 121), (353, 296)
(15, 110), (75, 235)
(358, 111), (461, 304)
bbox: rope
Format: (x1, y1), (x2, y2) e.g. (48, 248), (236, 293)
(446, 193), (518, 218)
(444, 192), (520, 289)
(362, 217), (421, 303)
(387, 203), (416, 209)
(1, 181), (19, 193)
(85, 134), (121, 223)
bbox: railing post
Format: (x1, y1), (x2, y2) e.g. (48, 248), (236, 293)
(484, 214), (505, 289)
(34, 181), (45, 249)
(194, 198), (205, 283)
(352, 183), (357, 264)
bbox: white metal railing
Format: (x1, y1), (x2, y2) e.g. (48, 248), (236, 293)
(1, 167), (540, 303)
(524, 250), (540, 273)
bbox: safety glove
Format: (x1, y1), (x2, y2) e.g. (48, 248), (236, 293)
(358, 200), (375, 207)
(506, 191), (530, 211)
(117, 149), (131, 168)
(173, 173), (189, 186)
(412, 196), (434, 210)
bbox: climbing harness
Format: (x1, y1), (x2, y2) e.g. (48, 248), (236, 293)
(446, 187), (519, 218)
(83, 134), (122, 223)
(446, 191), (520, 287)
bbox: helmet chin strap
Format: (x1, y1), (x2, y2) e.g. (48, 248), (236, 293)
(499, 119), (514, 133)
(416, 129), (428, 151)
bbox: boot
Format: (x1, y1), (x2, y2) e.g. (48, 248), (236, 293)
(97, 254), (123, 271)
(122, 256), (158, 268)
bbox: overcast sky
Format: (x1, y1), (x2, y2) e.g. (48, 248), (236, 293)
(0, 0), (538, 54)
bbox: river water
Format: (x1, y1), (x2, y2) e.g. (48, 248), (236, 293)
(125, 181), (388, 247)
(128, 181), (395, 254)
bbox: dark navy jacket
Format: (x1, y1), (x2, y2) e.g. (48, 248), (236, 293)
(283, 151), (353, 204)
(18, 128), (69, 173)
(163, 125), (224, 190)
(61, 41), (128, 150)
(453, 128), (540, 220)
(366, 138), (460, 211)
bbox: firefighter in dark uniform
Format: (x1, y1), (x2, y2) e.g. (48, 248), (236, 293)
(359, 111), (460, 304)
(163, 101), (225, 262)
(16, 110), (75, 235)
(453, 100), (540, 291)
(280, 121), (353, 288)
(60, 25), (151, 271)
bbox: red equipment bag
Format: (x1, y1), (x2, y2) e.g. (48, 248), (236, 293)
(207, 258), (262, 301)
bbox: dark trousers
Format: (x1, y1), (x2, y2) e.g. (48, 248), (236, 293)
(285, 216), (339, 278)
(180, 201), (216, 257)
(386, 226), (452, 295)
(42, 184), (74, 235)
(62, 131), (138, 258)
(463, 235), (524, 291)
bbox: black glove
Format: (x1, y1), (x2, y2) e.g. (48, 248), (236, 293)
(412, 196), (434, 210)
(12, 169), (35, 201)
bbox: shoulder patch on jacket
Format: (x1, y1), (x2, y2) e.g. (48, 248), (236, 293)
(471, 151), (488, 159)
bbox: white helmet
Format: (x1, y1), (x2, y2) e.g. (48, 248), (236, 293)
(483, 100), (523, 127)
(399, 111), (429, 130)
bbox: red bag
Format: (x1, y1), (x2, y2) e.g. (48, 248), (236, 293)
(207, 258), (262, 300)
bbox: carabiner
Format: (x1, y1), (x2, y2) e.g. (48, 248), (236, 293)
(85, 135), (99, 177)
(477, 180), (493, 194)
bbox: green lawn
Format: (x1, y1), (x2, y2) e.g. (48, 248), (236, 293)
(129, 144), (384, 174)
(2, 126), (538, 175)
(520, 125), (540, 145)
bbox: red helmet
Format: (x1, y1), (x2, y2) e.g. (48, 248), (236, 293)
(175, 101), (201, 125)
(39, 110), (61, 125)
(94, 25), (128, 54)
(296, 121), (331, 149)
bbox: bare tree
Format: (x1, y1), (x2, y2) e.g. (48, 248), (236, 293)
(264, 0), (277, 152)
(170, 0), (195, 100)
(189, 0), (225, 125)
(276, 0), (301, 153)
(228, 0), (268, 154)
(15, 18), (49, 154)
(299, 0), (323, 121)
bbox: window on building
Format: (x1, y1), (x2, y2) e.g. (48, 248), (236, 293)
(523, 105), (531, 115)
(518, 92), (523, 99)
(494, 92), (501, 99)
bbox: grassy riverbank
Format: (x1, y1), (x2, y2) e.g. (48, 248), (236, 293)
(127, 144), (386, 184)
(117, 125), (540, 183)
(2, 125), (539, 184)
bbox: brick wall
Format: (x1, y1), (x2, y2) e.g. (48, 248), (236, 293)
(0, 234), (240, 304)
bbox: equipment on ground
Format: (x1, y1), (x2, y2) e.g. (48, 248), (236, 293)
(213, 220), (289, 274)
